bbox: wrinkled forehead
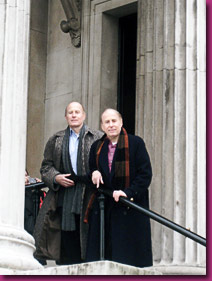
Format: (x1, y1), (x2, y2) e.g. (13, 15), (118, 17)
(66, 102), (84, 112)
(101, 109), (122, 122)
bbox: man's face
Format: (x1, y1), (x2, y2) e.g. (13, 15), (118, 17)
(101, 109), (123, 142)
(65, 102), (86, 131)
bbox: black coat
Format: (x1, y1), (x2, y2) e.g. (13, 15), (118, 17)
(86, 134), (153, 268)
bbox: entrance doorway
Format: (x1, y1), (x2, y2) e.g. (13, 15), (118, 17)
(117, 13), (137, 135)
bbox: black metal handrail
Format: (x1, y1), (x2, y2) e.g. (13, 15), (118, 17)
(98, 188), (206, 247)
(25, 181), (47, 191)
(25, 182), (206, 248)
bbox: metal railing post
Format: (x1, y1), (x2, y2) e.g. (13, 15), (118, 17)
(98, 193), (105, 260)
(32, 189), (39, 224)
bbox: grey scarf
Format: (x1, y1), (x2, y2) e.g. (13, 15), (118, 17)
(61, 124), (85, 231)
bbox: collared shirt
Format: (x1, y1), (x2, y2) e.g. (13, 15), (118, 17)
(108, 141), (117, 172)
(69, 128), (79, 174)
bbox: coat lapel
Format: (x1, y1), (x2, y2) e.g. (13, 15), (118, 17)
(99, 140), (110, 178)
(98, 140), (118, 185)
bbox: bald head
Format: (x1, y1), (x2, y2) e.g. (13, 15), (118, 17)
(65, 102), (85, 116)
(101, 108), (123, 142)
(65, 102), (86, 133)
(101, 108), (122, 123)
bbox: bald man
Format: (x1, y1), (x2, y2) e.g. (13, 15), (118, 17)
(34, 102), (103, 265)
(86, 108), (153, 268)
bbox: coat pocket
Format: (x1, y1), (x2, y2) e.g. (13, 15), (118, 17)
(34, 190), (61, 261)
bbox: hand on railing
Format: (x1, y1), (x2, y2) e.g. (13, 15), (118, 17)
(25, 181), (47, 191)
(113, 190), (127, 202)
(25, 176), (41, 185)
(25, 170), (41, 185)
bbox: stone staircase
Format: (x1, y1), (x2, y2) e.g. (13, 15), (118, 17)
(0, 260), (206, 275)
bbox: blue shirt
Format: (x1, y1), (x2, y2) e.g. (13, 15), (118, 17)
(69, 128), (79, 174)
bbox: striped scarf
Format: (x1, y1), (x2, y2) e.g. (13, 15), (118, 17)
(84, 127), (130, 223)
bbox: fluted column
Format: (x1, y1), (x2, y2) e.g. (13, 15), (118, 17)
(136, 0), (146, 137)
(143, 0), (154, 157)
(161, 0), (175, 263)
(136, 0), (205, 267)
(151, 0), (164, 263)
(0, 0), (41, 271)
(186, 0), (198, 264)
(173, 0), (186, 264)
(196, 0), (206, 265)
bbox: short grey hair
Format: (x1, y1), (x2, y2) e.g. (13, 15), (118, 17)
(101, 108), (122, 123)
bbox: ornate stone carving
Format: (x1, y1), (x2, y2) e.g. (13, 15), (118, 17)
(60, 0), (81, 47)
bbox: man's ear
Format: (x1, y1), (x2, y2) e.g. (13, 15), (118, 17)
(101, 123), (104, 132)
(120, 118), (123, 127)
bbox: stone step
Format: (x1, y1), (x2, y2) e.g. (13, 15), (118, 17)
(0, 260), (206, 275)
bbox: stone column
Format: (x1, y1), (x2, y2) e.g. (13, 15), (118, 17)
(161, 0), (175, 263)
(0, 0), (42, 271)
(186, 0), (198, 264)
(196, 0), (206, 266)
(136, 0), (206, 267)
(151, 0), (164, 263)
(173, 0), (186, 264)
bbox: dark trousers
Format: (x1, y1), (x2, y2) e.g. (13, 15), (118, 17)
(57, 209), (82, 265)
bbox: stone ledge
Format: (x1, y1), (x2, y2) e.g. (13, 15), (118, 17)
(0, 260), (206, 275)
(1, 260), (161, 275)
(154, 265), (206, 275)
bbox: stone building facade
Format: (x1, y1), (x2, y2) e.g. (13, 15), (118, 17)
(0, 0), (206, 273)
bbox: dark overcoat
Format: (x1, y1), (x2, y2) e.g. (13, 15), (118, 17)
(33, 126), (103, 261)
(86, 134), (153, 268)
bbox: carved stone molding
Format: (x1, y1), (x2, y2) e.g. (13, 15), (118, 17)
(60, 0), (81, 47)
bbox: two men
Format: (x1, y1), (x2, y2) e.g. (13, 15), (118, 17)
(34, 104), (153, 268)
(33, 102), (103, 265)
(86, 109), (153, 268)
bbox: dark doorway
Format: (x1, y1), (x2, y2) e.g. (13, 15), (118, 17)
(117, 13), (137, 135)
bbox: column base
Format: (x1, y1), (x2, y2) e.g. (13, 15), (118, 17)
(0, 224), (42, 271)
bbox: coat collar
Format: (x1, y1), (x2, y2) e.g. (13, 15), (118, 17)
(55, 124), (99, 138)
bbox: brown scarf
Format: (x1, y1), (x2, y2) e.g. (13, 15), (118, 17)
(84, 127), (130, 223)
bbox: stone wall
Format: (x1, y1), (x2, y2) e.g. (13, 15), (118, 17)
(26, 0), (48, 178)
(44, 0), (83, 142)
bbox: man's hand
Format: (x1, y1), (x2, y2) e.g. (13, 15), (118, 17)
(113, 190), (127, 202)
(55, 174), (75, 188)
(92, 170), (104, 188)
